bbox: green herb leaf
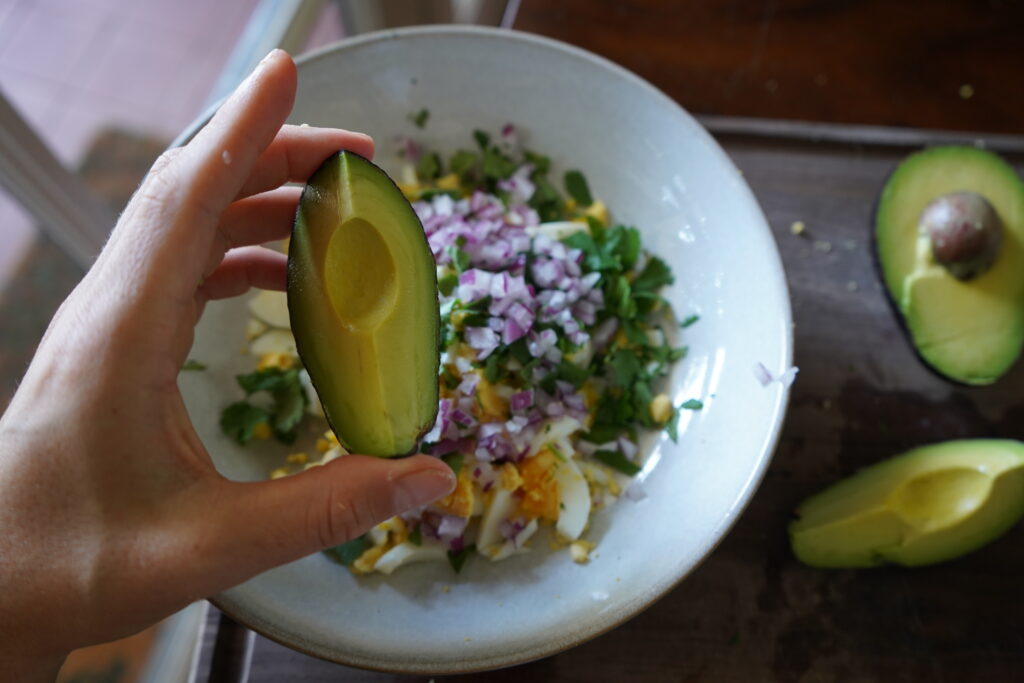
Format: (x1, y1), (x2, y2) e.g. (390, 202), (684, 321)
(445, 245), (471, 274)
(230, 367), (308, 444)
(409, 525), (423, 546)
(482, 147), (517, 181)
(409, 108), (430, 128)
(438, 273), (458, 297)
(473, 130), (491, 149)
(416, 151), (442, 180)
(583, 423), (624, 443)
(219, 401), (271, 444)
(449, 149), (479, 177)
(681, 399), (704, 410)
(329, 535), (371, 566)
(593, 449), (641, 476)
(236, 367), (291, 394)
(448, 544), (475, 573)
(633, 257), (674, 293)
(417, 188), (462, 202)
(618, 226), (641, 269)
(442, 452), (464, 477)
(621, 319), (649, 346)
(441, 365), (460, 390)
(666, 408), (680, 443)
(564, 169), (593, 206)
(483, 353), (505, 384)
(556, 360), (590, 388)
(181, 358), (206, 371)
(606, 350), (638, 387)
(680, 314), (700, 328)
(271, 377), (307, 443)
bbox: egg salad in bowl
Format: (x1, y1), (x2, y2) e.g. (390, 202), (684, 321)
(219, 124), (700, 576)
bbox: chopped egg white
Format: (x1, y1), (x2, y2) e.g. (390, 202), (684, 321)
(375, 541), (449, 575)
(249, 329), (298, 357)
(247, 290), (290, 328)
(555, 457), (591, 541)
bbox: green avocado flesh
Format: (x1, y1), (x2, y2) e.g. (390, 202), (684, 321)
(875, 146), (1024, 385)
(790, 439), (1024, 568)
(287, 151), (439, 456)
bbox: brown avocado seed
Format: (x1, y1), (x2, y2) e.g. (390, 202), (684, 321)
(919, 191), (1003, 280)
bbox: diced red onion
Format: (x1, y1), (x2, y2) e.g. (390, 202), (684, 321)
(510, 389), (534, 412)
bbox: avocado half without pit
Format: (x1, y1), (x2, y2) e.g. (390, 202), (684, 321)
(288, 151), (439, 456)
(875, 146), (1024, 385)
(789, 439), (1024, 568)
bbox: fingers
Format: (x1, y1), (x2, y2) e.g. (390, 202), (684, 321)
(174, 50), (299, 225)
(205, 455), (455, 584)
(198, 247), (287, 301)
(218, 186), (302, 250)
(235, 125), (374, 200)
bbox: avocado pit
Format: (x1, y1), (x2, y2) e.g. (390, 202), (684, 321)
(920, 190), (1002, 280)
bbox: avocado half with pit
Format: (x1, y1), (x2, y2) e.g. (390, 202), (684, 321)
(790, 439), (1024, 568)
(875, 146), (1024, 385)
(288, 151), (439, 456)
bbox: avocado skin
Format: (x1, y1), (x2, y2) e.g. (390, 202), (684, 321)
(789, 439), (1024, 568)
(874, 146), (1024, 386)
(287, 151), (439, 457)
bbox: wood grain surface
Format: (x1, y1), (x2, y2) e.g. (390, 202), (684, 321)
(211, 132), (1024, 682)
(515, 0), (1024, 135)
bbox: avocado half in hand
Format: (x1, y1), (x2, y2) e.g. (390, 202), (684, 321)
(790, 440), (1024, 568)
(875, 146), (1024, 385)
(288, 151), (439, 456)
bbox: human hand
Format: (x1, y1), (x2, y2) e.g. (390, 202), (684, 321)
(0, 50), (455, 681)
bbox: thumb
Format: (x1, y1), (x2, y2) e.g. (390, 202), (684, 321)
(205, 454), (455, 585)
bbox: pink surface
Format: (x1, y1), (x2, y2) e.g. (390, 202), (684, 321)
(0, 0), (293, 285)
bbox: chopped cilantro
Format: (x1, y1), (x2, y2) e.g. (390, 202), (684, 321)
(416, 151), (441, 180)
(564, 169), (593, 206)
(417, 188), (462, 201)
(483, 353), (505, 383)
(181, 358), (206, 371)
(438, 273), (458, 297)
(582, 424), (625, 444)
(666, 408), (680, 443)
(329, 535), (371, 566)
(633, 257), (674, 293)
(409, 108), (430, 128)
(219, 401), (271, 445)
(608, 349), (643, 388)
(441, 365), (460, 390)
(681, 399), (704, 410)
(445, 245), (471, 274)
(448, 544), (475, 573)
(449, 149), (479, 177)
(225, 367), (308, 444)
(556, 360), (590, 388)
(593, 449), (641, 476)
(473, 130), (490, 149)
(409, 525), (423, 546)
(681, 314), (700, 328)
(442, 452), (464, 477)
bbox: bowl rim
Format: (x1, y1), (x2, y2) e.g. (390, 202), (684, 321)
(180, 23), (794, 674)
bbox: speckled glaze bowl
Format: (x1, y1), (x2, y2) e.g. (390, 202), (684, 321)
(178, 26), (792, 674)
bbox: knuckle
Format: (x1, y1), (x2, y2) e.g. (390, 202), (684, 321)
(312, 488), (376, 549)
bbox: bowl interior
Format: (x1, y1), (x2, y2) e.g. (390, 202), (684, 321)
(179, 26), (791, 673)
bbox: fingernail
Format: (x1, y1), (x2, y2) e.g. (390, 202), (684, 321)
(393, 468), (456, 512)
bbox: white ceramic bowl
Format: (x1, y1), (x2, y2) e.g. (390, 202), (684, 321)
(178, 26), (792, 674)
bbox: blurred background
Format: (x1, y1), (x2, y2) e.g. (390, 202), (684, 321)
(1, 1), (1022, 681)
